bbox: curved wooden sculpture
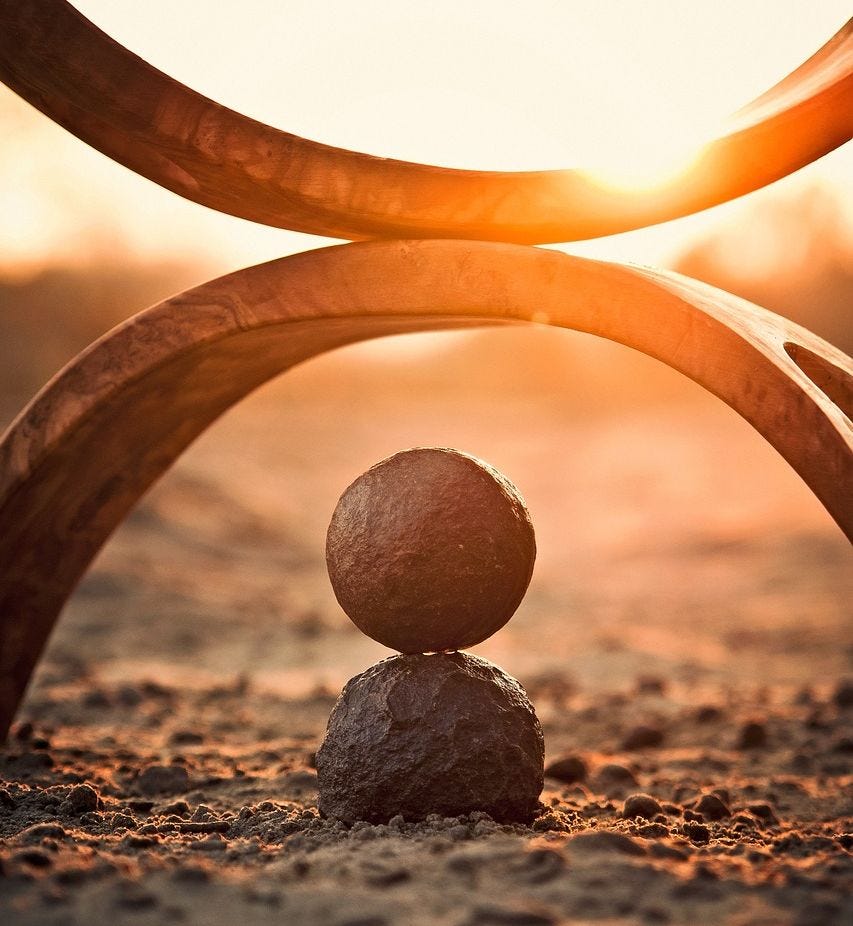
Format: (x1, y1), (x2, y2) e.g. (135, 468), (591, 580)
(0, 0), (851, 244)
(0, 239), (851, 737)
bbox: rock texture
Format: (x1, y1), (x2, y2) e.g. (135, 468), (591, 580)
(317, 653), (544, 824)
(325, 448), (536, 654)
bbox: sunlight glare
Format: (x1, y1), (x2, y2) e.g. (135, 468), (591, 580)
(577, 130), (708, 196)
(1, 1), (850, 273)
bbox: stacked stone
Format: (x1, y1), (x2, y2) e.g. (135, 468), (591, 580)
(317, 448), (544, 824)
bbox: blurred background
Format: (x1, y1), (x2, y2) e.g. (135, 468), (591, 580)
(1, 1), (851, 704)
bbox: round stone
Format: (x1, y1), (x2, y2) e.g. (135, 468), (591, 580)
(326, 447), (536, 654)
(316, 652), (544, 824)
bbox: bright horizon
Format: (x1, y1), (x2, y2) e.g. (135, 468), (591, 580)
(1, 0), (851, 277)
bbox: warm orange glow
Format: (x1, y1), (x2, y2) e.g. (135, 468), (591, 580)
(579, 140), (705, 198)
(0, 1), (850, 273)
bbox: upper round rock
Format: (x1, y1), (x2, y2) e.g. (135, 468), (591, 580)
(326, 447), (536, 654)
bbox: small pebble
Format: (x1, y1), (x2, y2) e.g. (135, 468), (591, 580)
(169, 730), (204, 745)
(622, 725), (664, 750)
(60, 785), (99, 816)
(832, 679), (853, 709)
(643, 908), (671, 924)
(83, 689), (112, 708)
(681, 822), (710, 843)
(117, 685), (143, 707)
(695, 794), (730, 821)
(789, 753), (812, 773)
(363, 865), (410, 888)
(746, 803), (779, 825)
(737, 721), (768, 749)
(15, 849), (53, 868)
(591, 764), (639, 796)
(623, 794), (663, 820)
(160, 800), (190, 816)
(18, 823), (67, 843)
(13, 721), (34, 741)
(170, 866), (211, 883)
(543, 755), (587, 784)
(519, 848), (566, 884)
(109, 813), (138, 831)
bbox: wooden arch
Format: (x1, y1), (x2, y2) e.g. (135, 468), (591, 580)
(1, 1), (851, 243)
(0, 240), (851, 737)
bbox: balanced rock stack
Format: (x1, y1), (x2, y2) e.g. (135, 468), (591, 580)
(317, 448), (544, 824)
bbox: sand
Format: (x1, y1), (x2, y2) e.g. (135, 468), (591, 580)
(1, 329), (851, 925)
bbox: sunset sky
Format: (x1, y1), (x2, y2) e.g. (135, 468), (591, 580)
(1, 0), (851, 277)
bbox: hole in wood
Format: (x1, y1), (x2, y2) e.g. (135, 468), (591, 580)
(784, 341), (853, 420)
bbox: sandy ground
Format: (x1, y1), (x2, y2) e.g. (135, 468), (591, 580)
(1, 327), (851, 925)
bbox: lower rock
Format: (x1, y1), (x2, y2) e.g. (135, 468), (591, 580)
(317, 652), (544, 824)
